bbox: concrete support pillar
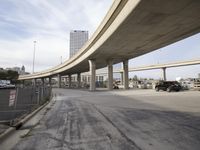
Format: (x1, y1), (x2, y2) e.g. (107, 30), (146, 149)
(64, 77), (68, 85)
(77, 73), (81, 88)
(57, 74), (61, 88)
(21, 80), (25, 88)
(49, 77), (52, 87)
(68, 74), (72, 88)
(123, 60), (129, 89)
(88, 60), (96, 91)
(162, 67), (167, 81)
(107, 60), (113, 90)
(120, 72), (124, 85)
(32, 78), (36, 87)
(41, 78), (44, 87)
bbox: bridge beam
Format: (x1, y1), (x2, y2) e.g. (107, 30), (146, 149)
(107, 60), (113, 90)
(162, 67), (167, 81)
(123, 60), (129, 89)
(57, 74), (61, 88)
(89, 60), (96, 91)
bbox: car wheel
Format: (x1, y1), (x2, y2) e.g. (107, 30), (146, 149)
(167, 88), (171, 92)
(155, 87), (159, 91)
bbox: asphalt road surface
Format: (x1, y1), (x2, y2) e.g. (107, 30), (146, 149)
(7, 89), (200, 150)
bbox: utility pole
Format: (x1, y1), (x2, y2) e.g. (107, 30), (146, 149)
(32, 41), (36, 73)
(60, 56), (62, 64)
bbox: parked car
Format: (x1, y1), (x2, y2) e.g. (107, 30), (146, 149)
(155, 81), (182, 92)
(194, 80), (200, 91)
(0, 83), (15, 89)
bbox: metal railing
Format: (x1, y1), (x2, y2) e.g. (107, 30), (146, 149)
(0, 87), (51, 122)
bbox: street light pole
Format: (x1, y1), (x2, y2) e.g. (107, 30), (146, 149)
(32, 41), (36, 73)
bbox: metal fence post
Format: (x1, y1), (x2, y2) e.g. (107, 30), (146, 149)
(14, 88), (19, 110)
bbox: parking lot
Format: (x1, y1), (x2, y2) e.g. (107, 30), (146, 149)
(2, 88), (200, 150)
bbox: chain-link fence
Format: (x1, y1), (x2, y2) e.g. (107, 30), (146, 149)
(0, 87), (51, 122)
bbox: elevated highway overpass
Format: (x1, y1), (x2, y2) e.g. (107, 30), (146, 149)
(128, 59), (200, 80)
(92, 59), (200, 81)
(19, 0), (200, 90)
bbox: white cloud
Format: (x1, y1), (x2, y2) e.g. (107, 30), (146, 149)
(0, 0), (113, 72)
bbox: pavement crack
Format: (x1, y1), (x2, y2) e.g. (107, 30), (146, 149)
(181, 124), (200, 131)
(93, 105), (142, 150)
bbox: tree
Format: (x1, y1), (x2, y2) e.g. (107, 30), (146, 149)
(7, 70), (19, 81)
(0, 71), (7, 79)
(0, 70), (19, 83)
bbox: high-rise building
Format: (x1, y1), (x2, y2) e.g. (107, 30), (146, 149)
(69, 30), (88, 58)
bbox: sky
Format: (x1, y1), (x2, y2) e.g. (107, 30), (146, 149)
(0, 0), (112, 71)
(0, 0), (200, 80)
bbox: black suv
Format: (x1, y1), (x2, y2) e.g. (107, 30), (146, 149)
(155, 81), (182, 92)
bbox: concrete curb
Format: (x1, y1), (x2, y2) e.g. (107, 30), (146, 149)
(0, 127), (15, 142)
(0, 100), (50, 141)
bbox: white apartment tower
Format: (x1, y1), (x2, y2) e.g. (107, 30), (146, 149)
(69, 30), (88, 58)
